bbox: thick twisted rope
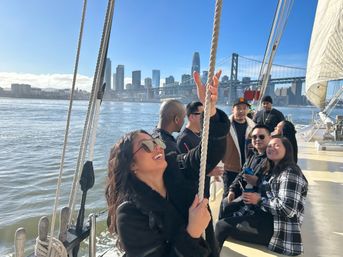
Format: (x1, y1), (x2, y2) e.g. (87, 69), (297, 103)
(35, 236), (67, 257)
(198, 0), (223, 200)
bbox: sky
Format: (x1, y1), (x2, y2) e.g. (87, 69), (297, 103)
(0, 0), (318, 91)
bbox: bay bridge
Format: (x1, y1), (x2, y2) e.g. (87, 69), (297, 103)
(121, 53), (306, 105)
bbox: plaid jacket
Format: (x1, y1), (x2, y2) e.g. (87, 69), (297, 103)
(261, 166), (308, 256)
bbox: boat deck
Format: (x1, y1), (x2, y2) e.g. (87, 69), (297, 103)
(210, 140), (343, 257)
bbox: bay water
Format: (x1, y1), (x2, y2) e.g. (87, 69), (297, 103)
(0, 98), (339, 256)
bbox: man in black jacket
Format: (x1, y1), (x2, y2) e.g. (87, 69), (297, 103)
(153, 99), (186, 155)
(219, 124), (272, 219)
(253, 95), (285, 132)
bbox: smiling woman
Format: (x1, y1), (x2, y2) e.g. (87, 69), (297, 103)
(104, 68), (230, 257)
(105, 106), (230, 257)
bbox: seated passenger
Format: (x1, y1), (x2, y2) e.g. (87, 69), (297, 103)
(215, 136), (308, 256)
(219, 124), (272, 219)
(106, 70), (230, 257)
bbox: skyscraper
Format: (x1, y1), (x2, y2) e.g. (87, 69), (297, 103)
(115, 65), (124, 91)
(105, 58), (112, 91)
(181, 74), (191, 86)
(152, 69), (160, 88)
(132, 70), (141, 90)
(113, 73), (116, 91)
(201, 70), (208, 84)
(191, 52), (200, 76)
(165, 76), (175, 86)
(144, 77), (152, 88)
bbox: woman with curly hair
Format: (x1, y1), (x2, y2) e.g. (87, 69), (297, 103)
(106, 71), (230, 257)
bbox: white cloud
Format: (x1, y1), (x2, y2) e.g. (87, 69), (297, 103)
(0, 72), (93, 91)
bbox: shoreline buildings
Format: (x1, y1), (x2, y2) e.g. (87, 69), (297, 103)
(1, 52), (310, 106)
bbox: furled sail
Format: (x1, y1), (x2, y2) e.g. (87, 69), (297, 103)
(305, 0), (343, 109)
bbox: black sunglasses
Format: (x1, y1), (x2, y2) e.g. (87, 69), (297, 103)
(133, 138), (166, 156)
(192, 112), (201, 115)
(252, 134), (266, 140)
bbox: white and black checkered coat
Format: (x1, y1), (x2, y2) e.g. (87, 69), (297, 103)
(260, 165), (308, 255)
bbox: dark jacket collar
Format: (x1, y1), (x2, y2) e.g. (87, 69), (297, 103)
(153, 128), (176, 142)
(129, 174), (168, 213)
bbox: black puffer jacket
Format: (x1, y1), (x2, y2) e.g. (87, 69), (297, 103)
(116, 109), (230, 257)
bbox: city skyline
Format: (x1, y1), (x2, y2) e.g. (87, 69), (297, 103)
(0, 1), (317, 91)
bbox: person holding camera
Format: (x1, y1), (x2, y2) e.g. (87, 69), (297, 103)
(218, 124), (272, 219)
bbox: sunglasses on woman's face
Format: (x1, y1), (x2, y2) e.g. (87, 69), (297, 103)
(252, 134), (266, 140)
(133, 138), (166, 156)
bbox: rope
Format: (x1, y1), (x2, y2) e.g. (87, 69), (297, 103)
(47, 0), (88, 255)
(68, 0), (116, 224)
(35, 236), (67, 257)
(198, 0), (222, 201)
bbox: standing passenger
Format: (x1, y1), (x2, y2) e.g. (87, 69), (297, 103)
(177, 101), (204, 154)
(253, 95), (285, 132)
(221, 98), (255, 208)
(153, 99), (186, 155)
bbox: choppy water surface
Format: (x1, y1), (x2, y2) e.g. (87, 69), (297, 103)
(0, 98), (340, 256)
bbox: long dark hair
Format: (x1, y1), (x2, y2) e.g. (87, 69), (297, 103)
(105, 129), (150, 234)
(271, 136), (297, 175)
(282, 120), (298, 163)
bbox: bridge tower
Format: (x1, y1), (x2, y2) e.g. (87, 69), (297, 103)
(230, 53), (238, 81)
(228, 53), (239, 104)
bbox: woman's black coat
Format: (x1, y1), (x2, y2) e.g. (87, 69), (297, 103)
(116, 109), (230, 257)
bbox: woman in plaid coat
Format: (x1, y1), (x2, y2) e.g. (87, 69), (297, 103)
(243, 136), (308, 255)
(215, 136), (308, 256)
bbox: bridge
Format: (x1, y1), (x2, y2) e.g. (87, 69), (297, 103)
(118, 53), (307, 105)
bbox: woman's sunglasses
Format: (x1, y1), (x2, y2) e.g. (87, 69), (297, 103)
(133, 138), (166, 156)
(252, 134), (265, 140)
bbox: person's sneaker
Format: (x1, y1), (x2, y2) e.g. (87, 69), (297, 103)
(236, 221), (258, 234)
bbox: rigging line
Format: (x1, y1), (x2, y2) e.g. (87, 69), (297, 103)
(199, 0), (222, 201)
(259, 0), (289, 99)
(68, 0), (116, 224)
(251, 0), (283, 104)
(257, 0), (294, 108)
(47, 0), (88, 255)
(238, 54), (306, 71)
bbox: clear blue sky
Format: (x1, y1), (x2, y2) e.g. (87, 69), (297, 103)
(0, 0), (318, 90)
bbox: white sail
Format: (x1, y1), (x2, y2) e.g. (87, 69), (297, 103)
(305, 0), (343, 109)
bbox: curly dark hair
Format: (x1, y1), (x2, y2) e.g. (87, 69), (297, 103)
(105, 129), (150, 234)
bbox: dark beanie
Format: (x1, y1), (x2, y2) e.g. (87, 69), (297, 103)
(262, 95), (273, 104)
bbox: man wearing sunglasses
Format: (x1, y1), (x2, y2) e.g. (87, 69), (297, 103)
(153, 99), (186, 156)
(215, 125), (273, 250)
(219, 124), (272, 219)
(177, 101), (224, 199)
(177, 101), (203, 153)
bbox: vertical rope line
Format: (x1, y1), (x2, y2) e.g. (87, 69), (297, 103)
(47, 0), (88, 255)
(68, 0), (116, 224)
(198, 0), (222, 201)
